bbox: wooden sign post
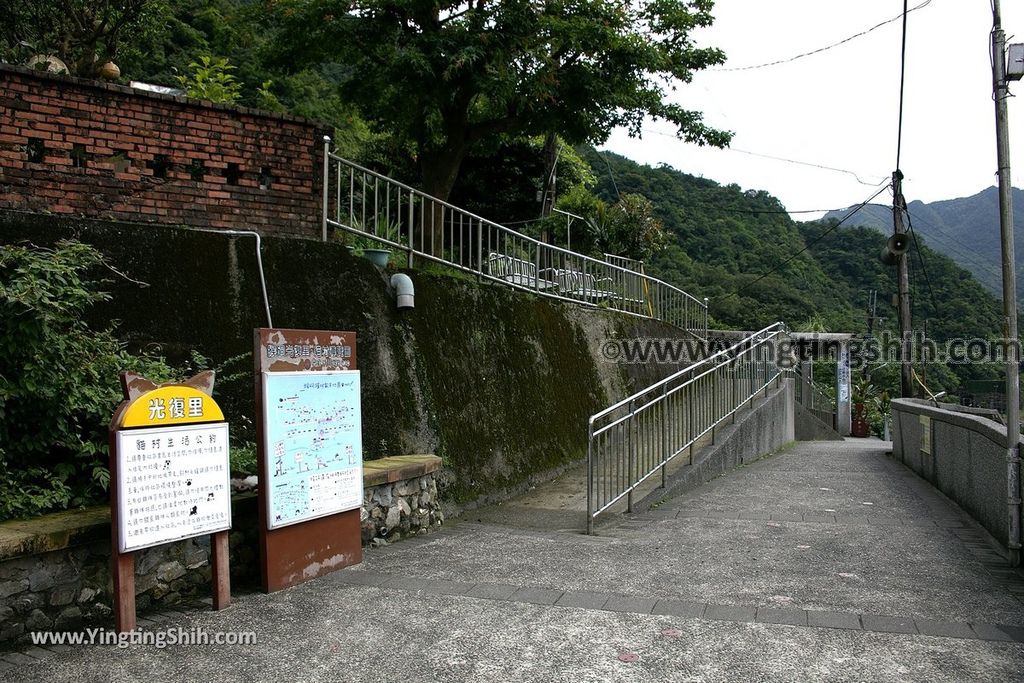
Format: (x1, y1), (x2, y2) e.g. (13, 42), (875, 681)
(108, 371), (232, 633)
(255, 328), (363, 592)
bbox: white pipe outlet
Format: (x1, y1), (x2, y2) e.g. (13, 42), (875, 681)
(390, 273), (414, 310)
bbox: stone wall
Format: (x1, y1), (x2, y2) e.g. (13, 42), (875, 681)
(0, 496), (258, 645)
(0, 459), (443, 645)
(0, 65), (327, 236)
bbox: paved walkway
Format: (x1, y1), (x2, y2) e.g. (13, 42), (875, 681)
(4, 439), (1024, 681)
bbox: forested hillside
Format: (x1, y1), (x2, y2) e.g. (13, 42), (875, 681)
(823, 187), (1024, 300)
(582, 150), (1004, 391)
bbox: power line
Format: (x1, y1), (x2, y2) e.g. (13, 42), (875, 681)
(728, 183), (891, 299)
(638, 127), (889, 186)
(905, 211), (939, 313)
(716, 0), (933, 72)
(896, 0), (910, 170)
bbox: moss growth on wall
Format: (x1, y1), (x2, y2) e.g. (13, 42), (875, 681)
(0, 210), (691, 505)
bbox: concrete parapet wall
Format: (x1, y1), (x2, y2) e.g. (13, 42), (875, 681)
(637, 379), (795, 510)
(892, 398), (1020, 551)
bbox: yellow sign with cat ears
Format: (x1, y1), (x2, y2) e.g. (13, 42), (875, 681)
(121, 385), (225, 427)
(116, 370), (225, 428)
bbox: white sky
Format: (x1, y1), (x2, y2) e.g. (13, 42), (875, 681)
(602, 0), (1024, 218)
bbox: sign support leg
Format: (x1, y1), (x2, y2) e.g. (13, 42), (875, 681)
(112, 551), (136, 633)
(211, 530), (231, 610)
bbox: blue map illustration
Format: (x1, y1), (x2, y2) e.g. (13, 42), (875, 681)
(262, 370), (363, 528)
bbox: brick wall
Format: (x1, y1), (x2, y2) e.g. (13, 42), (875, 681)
(0, 65), (328, 236)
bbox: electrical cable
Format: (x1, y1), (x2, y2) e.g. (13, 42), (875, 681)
(716, 0), (933, 72)
(726, 183), (891, 300)
(637, 128), (889, 186)
(905, 211), (939, 313)
(896, 0), (909, 170)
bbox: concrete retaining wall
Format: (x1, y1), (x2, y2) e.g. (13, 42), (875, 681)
(638, 378), (795, 510)
(892, 398), (1021, 551)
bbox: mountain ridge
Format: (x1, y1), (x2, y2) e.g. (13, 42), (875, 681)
(823, 186), (1024, 298)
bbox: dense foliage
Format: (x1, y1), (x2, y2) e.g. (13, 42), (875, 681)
(267, 0), (730, 202)
(0, 241), (180, 519)
(580, 149), (1006, 398)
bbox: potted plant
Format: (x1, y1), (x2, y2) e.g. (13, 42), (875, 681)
(348, 216), (402, 267)
(851, 376), (876, 438)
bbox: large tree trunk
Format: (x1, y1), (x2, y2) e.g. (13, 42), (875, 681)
(418, 144), (467, 261)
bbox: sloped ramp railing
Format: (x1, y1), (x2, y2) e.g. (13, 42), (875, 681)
(586, 322), (790, 533)
(321, 141), (708, 339)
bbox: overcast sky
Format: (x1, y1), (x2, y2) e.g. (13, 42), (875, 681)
(602, 0), (1024, 219)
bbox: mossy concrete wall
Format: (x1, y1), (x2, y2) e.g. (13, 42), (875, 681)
(0, 210), (691, 508)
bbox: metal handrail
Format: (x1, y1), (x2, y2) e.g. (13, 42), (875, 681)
(321, 140), (709, 339)
(586, 322), (789, 533)
(793, 365), (837, 428)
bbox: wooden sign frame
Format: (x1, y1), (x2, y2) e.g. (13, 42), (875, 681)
(108, 371), (232, 633)
(255, 328), (363, 593)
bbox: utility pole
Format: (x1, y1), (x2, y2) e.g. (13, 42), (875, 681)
(892, 170), (914, 398)
(991, 0), (1021, 567)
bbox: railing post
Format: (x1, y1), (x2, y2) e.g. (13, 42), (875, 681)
(321, 135), (331, 242)
(688, 385), (695, 464)
(661, 385), (668, 489)
(627, 402), (636, 513)
(407, 194), (415, 268)
(587, 422), (594, 535)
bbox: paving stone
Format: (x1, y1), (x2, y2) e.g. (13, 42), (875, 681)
(601, 595), (657, 615)
(464, 583), (518, 600)
(736, 511), (770, 520)
(39, 643), (73, 654)
(20, 646), (52, 660)
(755, 607), (808, 626)
(335, 571), (390, 587)
(675, 510), (708, 518)
(651, 599), (706, 619)
(970, 623), (1016, 642)
(769, 513), (802, 522)
(554, 591), (610, 610)
(914, 619), (978, 640)
(861, 614), (918, 634)
(0, 652), (39, 666)
(806, 611), (862, 630)
(800, 514), (835, 523)
(706, 511), (737, 520)
(704, 604), (756, 623)
(994, 624), (1024, 642)
(508, 587), (563, 605)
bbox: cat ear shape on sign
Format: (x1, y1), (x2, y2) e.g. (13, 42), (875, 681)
(118, 370), (216, 401)
(182, 370), (216, 397)
(120, 371), (159, 401)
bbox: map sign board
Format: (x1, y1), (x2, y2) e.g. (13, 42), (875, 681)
(116, 422), (231, 552)
(262, 370), (363, 529)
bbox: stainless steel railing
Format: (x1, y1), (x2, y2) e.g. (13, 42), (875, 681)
(794, 366), (837, 429)
(586, 322), (789, 533)
(321, 140), (708, 339)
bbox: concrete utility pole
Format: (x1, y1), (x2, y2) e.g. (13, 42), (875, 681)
(892, 170), (914, 399)
(991, 0), (1021, 567)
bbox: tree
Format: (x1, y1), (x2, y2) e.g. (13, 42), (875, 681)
(269, 0), (731, 203)
(0, 0), (166, 77)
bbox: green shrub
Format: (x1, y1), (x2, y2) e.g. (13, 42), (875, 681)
(0, 241), (179, 519)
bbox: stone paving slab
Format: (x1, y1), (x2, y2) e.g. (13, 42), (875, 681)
(3, 439), (1022, 681)
(4, 584), (1022, 683)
